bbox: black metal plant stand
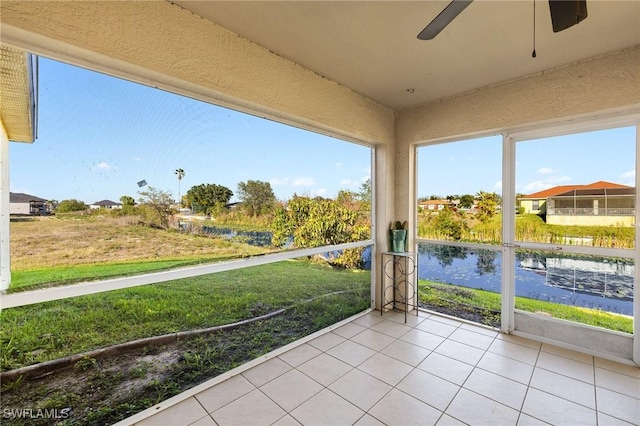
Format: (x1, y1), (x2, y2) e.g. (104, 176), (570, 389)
(381, 251), (418, 323)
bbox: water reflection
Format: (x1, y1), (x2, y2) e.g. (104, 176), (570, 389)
(418, 243), (633, 315)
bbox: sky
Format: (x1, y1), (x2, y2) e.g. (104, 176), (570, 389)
(10, 58), (637, 204)
(9, 58), (371, 204)
(418, 126), (636, 199)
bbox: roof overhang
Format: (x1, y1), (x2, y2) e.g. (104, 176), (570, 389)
(0, 46), (38, 143)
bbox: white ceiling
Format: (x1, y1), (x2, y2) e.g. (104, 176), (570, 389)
(173, 0), (640, 111)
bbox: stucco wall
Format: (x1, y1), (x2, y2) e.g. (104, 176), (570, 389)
(394, 47), (640, 232)
(0, 1), (394, 147)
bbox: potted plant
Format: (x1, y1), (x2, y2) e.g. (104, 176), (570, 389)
(389, 220), (408, 253)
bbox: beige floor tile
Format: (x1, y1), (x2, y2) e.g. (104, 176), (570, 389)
(434, 339), (485, 366)
(596, 412), (636, 426)
(380, 339), (431, 366)
(436, 414), (467, 426)
(488, 338), (540, 365)
(516, 413), (549, 425)
(259, 369), (323, 412)
(541, 343), (594, 365)
(448, 328), (495, 350)
(271, 414), (302, 426)
(241, 357), (291, 387)
(369, 318), (412, 338)
(277, 343), (322, 367)
(385, 310), (426, 327)
(307, 331), (345, 352)
(459, 322), (499, 338)
(477, 351), (534, 384)
(196, 374), (256, 413)
(428, 314), (463, 327)
(496, 333), (542, 350)
(596, 387), (640, 425)
(530, 367), (595, 409)
(333, 321), (368, 339)
(399, 328), (445, 350)
(210, 389), (286, 426)
(353, 413), (385, 426)
(595, 358), (640, 378)
(290, 389), (364, 426)
(297, 353), (352, 386)
(328, 368), (392, 411)
(190, 416), (216, 426)
(522, 388), (596, 426)
(463, 368), (527, 410)
(136, 398), (208, 426)
(326, 339), (376, 367)
(416, 318), (458, 337)
(595, 367), (640, 398)
(357, 352), (413, 386)
(446, 388), (520, 425)
(417, 352), (474, 385)
(368, 388), (442, 426)
(350, 328), (396, 351)
(396, 368), (460, 411)
(352, 312), (386, 328)
(536, 351), (595, 384)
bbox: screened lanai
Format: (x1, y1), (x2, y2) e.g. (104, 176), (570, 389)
(0, 1), (639, 424)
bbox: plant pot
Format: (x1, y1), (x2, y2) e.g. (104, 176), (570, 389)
(389, 229), (407, 253)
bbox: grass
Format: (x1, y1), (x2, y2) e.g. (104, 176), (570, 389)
(9, 215), (272, 291)
(419, 280), (633, 334)
(1, 260), (371, 371)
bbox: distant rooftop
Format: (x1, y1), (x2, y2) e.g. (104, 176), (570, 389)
(520, 181), (632, 199)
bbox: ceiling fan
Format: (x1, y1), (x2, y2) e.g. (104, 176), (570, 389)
(417, 0), (588, 40)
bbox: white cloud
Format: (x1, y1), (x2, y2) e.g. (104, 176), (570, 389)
(521, 180), (553, 193)
(494, 180), (502, 192)
(96, 161), (111, 170)
(538, 167), (553, 174)
(547, 175), (571, 184)
(292, 177), (316, 187)
(311, 188), (327, 197)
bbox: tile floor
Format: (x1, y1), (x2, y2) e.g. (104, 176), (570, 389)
(132, 310), (639, 426)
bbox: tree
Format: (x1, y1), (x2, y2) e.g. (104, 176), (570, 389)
(175, 168), (185, 206)
(272, 195), (370, 268)
(475, 191), (500, 223)
(138, 187), (174, 229)
(56, 199), (87, 213)
(119, 195), (135, 206)
(236, 180), (276, 216)
(459, 194), (475, 209)
(185, 183), (233, 216)
(357, 178), (371, 203)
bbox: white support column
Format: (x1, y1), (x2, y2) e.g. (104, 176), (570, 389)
(0, 124), (11, 293)
(501, 134), (516, 333)
(634, 124), (640, 366)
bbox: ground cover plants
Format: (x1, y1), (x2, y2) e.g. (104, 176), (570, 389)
(1, 261), (370, 425)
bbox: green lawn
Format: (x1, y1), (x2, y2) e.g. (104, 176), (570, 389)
(1, 260), (371, 371)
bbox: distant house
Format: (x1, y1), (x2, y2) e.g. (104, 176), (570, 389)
(519, 181), (635, 226)
(10, 192), (50, 215)
(90, 200), (123, 210)
(418, 199), (456, 211)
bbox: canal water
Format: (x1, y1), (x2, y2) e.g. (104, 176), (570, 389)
(418, 243), (634, 316)
(180, 224), (633, 316)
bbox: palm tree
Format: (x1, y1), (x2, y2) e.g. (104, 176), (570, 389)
(175, 168), (185, 206)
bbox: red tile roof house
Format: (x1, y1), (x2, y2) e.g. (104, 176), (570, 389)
(518, 181), (635, 226)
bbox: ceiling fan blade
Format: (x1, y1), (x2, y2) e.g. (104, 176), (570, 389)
(548, 0), (588, 33)
(417, 0), (473, 40)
